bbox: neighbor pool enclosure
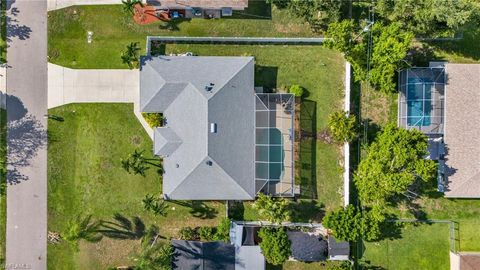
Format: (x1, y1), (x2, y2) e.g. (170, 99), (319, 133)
(398, 67), (445, 134)
(255, 93), (295, 197)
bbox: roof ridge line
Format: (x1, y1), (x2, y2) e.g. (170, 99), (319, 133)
(168, 156), (253, 199)
(143, 82), (189, 112)
(449, 170), (480, 195)
(207, 155), (254, 198)
(206, 57), (254, 100)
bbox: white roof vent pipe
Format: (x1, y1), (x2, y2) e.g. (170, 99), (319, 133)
(210, 123), (217, 133)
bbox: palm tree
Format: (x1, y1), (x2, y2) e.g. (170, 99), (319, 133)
(122, 0), (143, 15)
(121, 149), (163, 177)
(63, 215), (103, 247)
(142, 194), (168, 216)
(133, 242), (173, 270)
(121, 42), (141, 69)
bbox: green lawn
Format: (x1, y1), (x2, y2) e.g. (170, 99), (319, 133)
(0, 0), (6, 63)
(48, 104), (225, 269)
(362, 223), (451, 270)
(47, 3), (317, 69)
(393, 196), (480, 251)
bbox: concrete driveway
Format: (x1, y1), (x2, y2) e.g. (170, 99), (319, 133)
(48, 63), (152, 138)
(48, 63), (139, 108)
(6, 0), (48, 269)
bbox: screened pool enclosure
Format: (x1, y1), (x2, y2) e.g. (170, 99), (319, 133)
(255, 93), (295, 197)
(398, 67), (445, 134)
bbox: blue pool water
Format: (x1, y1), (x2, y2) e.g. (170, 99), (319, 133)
(255, 128), (284, 180)
(406, 79), (432, 126)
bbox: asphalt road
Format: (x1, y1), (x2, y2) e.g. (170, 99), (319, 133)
(6, 0), (48, 269)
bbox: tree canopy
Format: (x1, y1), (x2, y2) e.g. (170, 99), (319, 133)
(323, 205), (382, 242)
(327, 110), (358, 143)
(253, 193), (291, 224)
(375, 0), (480, 37)
(258, 227), (292, 265)
(353, 123), (437, 206)
(326, 21), (413, 93)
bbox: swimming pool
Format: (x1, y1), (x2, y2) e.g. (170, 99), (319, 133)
(255, 128), (284, 181)
(407, 79), (432, 126)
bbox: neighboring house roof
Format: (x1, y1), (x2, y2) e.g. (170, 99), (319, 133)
(172, 240), (235, 270)
(327, 236), (350, 260)
(140, 56), (255, 200)
(287, 231), (328, 262)
(460, 253), (480, 270)
(444, 64), (480, 197)
(229, 223), (265, 270)
(147, 0), (249, 10)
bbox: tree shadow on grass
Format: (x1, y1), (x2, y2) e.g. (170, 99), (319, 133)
(425, 24), (480, 61)
(290, 199), (325, 223)
(298, 99), (317, 200)
(158, 18), (191, 31)
(227, 200), (245, 221)
(229, 0), (272, 20)
(98, 213), (146, 240)
(361, 118), (381, 146)
(171, 201), (218, 219)
(255, 65), (278, 91)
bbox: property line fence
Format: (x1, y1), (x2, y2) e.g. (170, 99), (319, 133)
(233, 220), (325, 229)
(146, 36), (329, 54)
(343, 62), (351, 207)
(388, 219), (459, 253)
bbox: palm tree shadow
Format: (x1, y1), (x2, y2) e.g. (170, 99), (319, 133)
(98, 213), (146, 240)
(171, 201), (218, 219)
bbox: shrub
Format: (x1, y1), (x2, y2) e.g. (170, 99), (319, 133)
(253, 193), (291, 224)
(198, 227), (216, 242)
(288, 85), (304, 98)
(327, 111), (358, 143)
(258, 227), (291, 265)
(142, 113), (163, 128)
(215, 218), (231, 242)
(178, 226), (198, 241)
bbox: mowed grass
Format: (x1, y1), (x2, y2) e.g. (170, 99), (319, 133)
(393, 196), (480, 251)
(48, 104), (225, 269)
(47, 4), (316, 69)
(165, 44), (345, 213)
(362, 223), (451, 270)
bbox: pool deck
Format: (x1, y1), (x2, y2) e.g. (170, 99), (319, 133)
(269, 103), (294, 196)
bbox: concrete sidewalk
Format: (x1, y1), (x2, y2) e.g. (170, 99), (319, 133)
(6, 0), (48, 269)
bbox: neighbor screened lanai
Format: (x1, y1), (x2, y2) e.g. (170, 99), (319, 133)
(398, 67), (445, 134)
(254, 93), (295, 197)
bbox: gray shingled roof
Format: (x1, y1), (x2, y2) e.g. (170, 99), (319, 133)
(140, 56), (256, 200)
(172, 240), (235, 270)
(444, 64), (480, 198)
